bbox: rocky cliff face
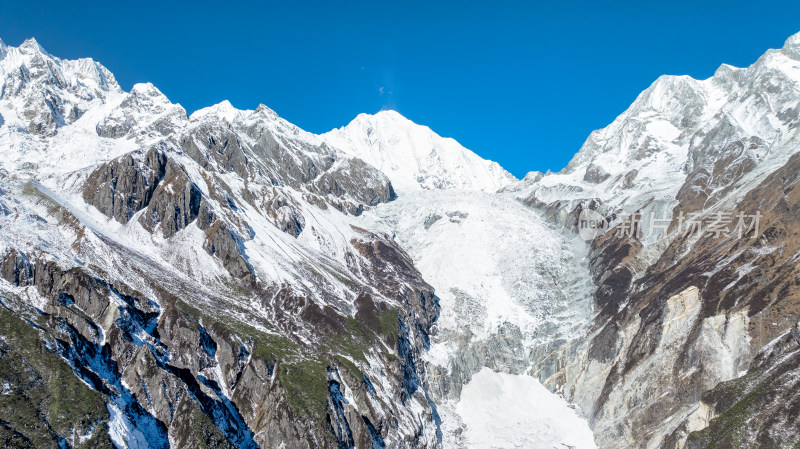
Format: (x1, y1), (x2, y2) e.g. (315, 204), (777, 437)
(352, 188), (600, 447)
(508, 32), (800, 449)
(0, 37), (443, 448)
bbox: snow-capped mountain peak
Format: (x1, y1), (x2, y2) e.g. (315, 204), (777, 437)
(322, 109), (516, 193)
(189, 99), (245, 123)
(782, 30), (800, 60)
(352, 108), (414, 126)
(124, 82), (182, 114)
(0, 37), (117, 91)
(18, 37), (45, 54)
(516, 33), (800, 232)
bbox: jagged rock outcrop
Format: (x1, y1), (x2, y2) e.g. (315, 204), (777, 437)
(82, 147), (168, 224)
(682, 329), (800, 448)
(138, 162), (206, 237)
(311, 158), (397, 215)
(201, 221), (254, 283)
(96, 82), (187, 139)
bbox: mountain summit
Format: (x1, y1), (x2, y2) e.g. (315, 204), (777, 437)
(323, 109), (516, 193)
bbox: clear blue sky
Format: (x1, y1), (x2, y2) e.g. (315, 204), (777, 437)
(2, 1), (800, 178)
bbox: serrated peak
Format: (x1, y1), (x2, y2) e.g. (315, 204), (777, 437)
(130, 82), (163, 97)
(781, 30), (800, 60)
(19, 37), (46, 55)
(190, 99), (244, 123)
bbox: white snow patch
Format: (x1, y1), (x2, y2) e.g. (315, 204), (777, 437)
(455, 368), (597, 449)
(107, 402), (150, 449)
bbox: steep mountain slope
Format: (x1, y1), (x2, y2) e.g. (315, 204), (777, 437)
(515, 32), (800, 236)
(504, 32), (800, 449)
(0, 38), (441, 448)
(322, 110), (515, 193)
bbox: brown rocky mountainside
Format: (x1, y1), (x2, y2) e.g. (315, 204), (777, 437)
(0, 38), (441, 448)
(513, 32), (800, 449)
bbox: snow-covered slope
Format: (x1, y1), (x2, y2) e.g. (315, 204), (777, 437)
(323, 110), (516, 193)
(514, 31), (800, 238)
(0, 37), (441, 448)
(456, 368), (596, 449)
(502, 31), (800, 449)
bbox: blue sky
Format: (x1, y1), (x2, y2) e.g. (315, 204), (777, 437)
(2, 1), (800, 178)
